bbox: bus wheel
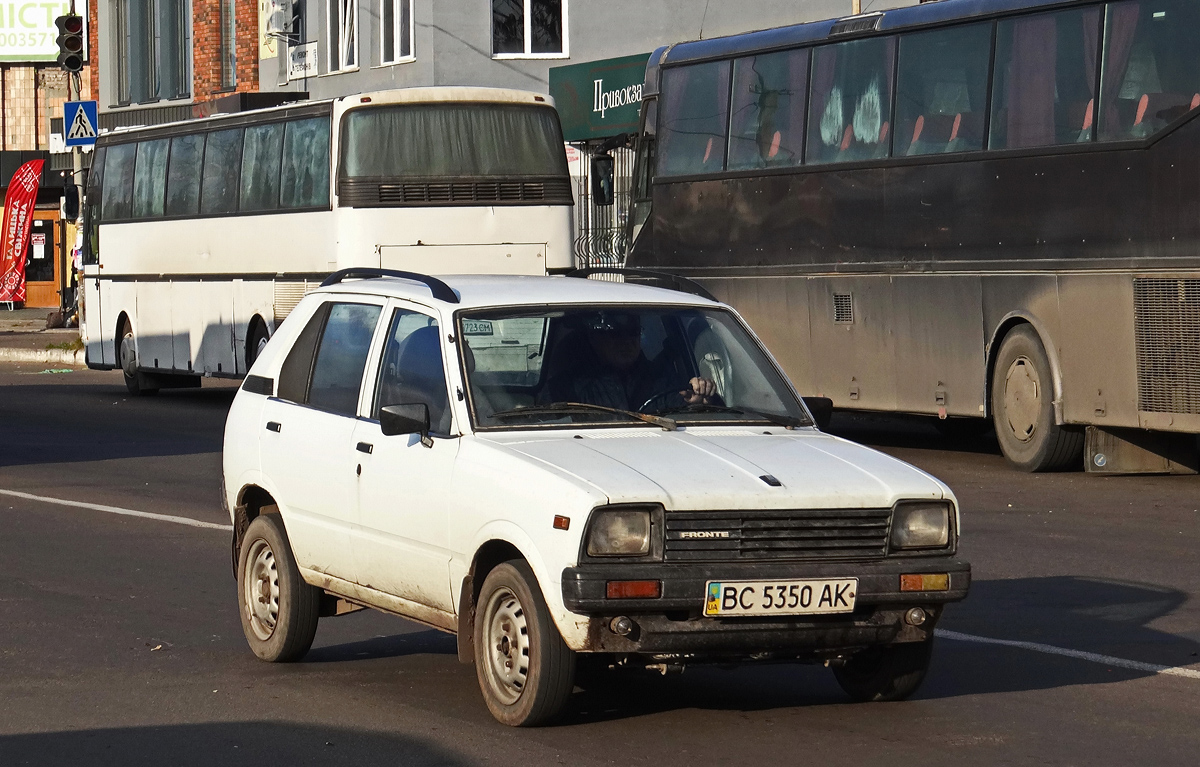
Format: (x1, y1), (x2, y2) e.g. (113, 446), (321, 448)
(118, 319), (158, 397)
(246, 318), (270, 370)
(990, 325), (1082, 471)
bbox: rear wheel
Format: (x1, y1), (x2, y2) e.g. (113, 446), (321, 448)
(245, 318), (270, 370)
(990, 325), (1083, 471)
(118, 319), (157, 396)
(236, 514), (320, 662)
(473, 561), (575, 726)
(833, 639), (934, 702)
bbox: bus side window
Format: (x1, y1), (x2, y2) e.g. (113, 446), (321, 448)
(806, 36), (896, 165)
(240, 122), (285, 213)
(101, 143), (136, 222)
(280, 117), (331, 209)
(989, 7), (1102, 150)
(728, 49), (809, 171)
(165, 134), (204, 217)
(895, 22), (992, 156)
(132, 139), (169, 219)
(657, 61), (732, 177)
(201, 128), (245, 216)
(83, 146), (104, 265)
(1099, 0), (1200, 141)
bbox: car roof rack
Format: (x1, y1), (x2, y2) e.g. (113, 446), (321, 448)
(565, 267), (717, 303)
(320, 267), (459, 304)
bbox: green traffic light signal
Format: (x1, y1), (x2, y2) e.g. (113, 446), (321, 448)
(54, 14), (85, 73)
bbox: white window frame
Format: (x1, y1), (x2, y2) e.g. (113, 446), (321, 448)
(378, 0), (415, 66)
(326, 0), (359, 73)
(491, 0), (568, 60)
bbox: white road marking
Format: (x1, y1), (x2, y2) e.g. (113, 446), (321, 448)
(937, 628), (1200, 680)
(0, 488), (232, 531)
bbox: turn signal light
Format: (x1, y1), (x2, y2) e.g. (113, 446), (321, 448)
(900, 573), (950, 592)
(606, 580), (661, 599)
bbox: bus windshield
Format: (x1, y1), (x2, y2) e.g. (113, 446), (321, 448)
(461, 305), (812, 429)
(340, 103), (568, 179)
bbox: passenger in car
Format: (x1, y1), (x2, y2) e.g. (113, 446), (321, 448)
(545, 310), (719, 413)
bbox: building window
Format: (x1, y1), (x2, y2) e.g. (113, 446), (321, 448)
(112, 0), (191, 106)
(220, 0), (236, 88)
(492, 0), (566, 58)
(328, 0), (357, 71)
(380, 0), (413, 64)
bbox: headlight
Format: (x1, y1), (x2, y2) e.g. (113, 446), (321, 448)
(585, 508), (652, 556)
(891, 501), (951, 549)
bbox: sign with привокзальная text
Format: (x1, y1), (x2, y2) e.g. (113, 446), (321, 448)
(550, 53), (651, 142)
(0, 0), (89, 62)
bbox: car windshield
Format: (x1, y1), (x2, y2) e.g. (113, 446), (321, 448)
(459, 305), (812, 429)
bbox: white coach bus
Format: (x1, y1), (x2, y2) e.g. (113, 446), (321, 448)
(81, 87), (575, 394)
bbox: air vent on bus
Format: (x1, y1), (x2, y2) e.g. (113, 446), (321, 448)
(829, 13), (883, 36)
(339, 177), (573, 207)
(273, 280), (319, 325)
(1133, 278), (1200, 415)
(833, 293), (854, 324)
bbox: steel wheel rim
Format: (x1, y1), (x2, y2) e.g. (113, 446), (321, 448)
(1003, 355), (1041, 443)
(482, 586), (530, 705)
(244, 538), (280, 641)
(119, 332), (137, 378)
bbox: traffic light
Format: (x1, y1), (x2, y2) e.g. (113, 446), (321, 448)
(54, 14), (84, 72)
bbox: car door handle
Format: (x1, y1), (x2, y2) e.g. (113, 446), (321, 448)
(266, 421), (282, 433)
(356, 442), (373, 454)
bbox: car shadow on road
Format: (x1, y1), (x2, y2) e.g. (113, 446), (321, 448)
(0, 722), (467, 767)
(304, 628), (458, 663)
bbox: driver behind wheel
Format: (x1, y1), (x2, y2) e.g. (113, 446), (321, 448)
(544, 310), (719, 412)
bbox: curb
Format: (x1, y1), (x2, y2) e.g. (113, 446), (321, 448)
(0, 347), (85, 366)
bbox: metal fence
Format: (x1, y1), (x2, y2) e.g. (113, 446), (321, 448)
(571, 145), (634, 269)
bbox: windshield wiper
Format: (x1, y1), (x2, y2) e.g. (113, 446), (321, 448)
(488, 402), (677, 431)
(656, 403), (807, 428)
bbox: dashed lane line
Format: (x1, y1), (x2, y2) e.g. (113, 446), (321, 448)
(4, 486), (1196, 681)
(0, 487), (232, 531)
(937, 628), (1200, 680)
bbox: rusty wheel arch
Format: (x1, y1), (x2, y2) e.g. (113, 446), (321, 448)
(456, 540), (526, 664)
(230, 485), (281, 578)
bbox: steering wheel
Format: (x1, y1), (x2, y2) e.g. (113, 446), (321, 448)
(638, 387), (686, 414)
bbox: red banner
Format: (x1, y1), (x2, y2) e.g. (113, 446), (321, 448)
(0, 159), (44, 304)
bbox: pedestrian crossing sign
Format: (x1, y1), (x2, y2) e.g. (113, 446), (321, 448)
(64, 101), (98, 147)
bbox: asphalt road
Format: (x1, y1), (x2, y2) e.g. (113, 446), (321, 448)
(2, 363), (1198, 766)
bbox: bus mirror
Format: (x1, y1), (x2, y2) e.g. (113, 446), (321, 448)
(591, 153), (615, 206)
(63, 185), (79, 220)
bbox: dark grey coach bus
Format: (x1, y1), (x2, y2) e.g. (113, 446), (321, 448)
(624, 0), (1200, 472)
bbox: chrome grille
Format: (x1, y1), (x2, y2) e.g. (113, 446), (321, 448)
(664, 508), (891, 562)
(339, 176), (573, 207)
(1133, 278), (1200, 415)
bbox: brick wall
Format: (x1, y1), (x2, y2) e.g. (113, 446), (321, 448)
(193, 0), (260, 103)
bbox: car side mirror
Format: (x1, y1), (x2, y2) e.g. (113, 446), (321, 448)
(802, 396), (833, 431)
(380, 403), (432, 446)
(590, 153), (615, 206)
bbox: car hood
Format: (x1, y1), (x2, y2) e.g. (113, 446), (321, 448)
(480, 427), (949, 510)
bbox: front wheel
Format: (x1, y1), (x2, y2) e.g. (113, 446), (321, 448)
(833, 639), (934, 702)
(990, 325), (1083, 471)
(236, 514), (320, 662)
(473, 561), (575, 726)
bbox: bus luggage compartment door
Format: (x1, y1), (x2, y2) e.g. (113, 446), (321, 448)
(379, 243), (547, 276)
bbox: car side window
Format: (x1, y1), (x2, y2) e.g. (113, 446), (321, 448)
(373, 308), (452, 435)
(277, 301), (382, 416)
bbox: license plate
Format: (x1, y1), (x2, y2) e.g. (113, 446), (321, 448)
(704, 578), (858, 617)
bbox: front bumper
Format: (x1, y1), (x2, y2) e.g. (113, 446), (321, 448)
(562, 557), (970, 656)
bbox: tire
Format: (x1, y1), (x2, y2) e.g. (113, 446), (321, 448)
(245, 318), (270, 371)
(236, 513), (320, 663)
(990, 325), (1084, 471)
(833, 638), (934, 702)
(118, 319), (158, 396)
(473, 561), (575, 726)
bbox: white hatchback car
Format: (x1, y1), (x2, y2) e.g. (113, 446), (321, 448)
(223, 268), (970, 726)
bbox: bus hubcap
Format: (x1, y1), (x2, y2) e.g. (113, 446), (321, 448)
(1003, 356), (1041, 442)
(120, 332), (138, 378)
